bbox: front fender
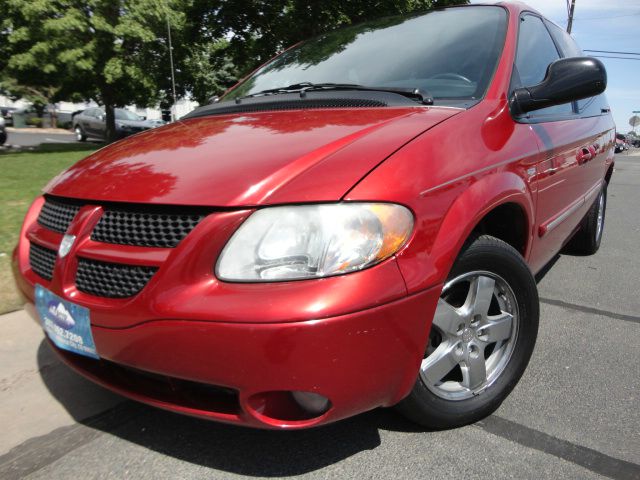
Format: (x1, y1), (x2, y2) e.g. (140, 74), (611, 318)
(432, 172), (532, 279)
(345, 100), (540, 295)
(394, 172), (534, 293)
(349, 168), (535, 295)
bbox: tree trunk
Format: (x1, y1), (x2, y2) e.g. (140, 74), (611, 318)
(105, 103), (117, 143)
(50, 104), (57, 129)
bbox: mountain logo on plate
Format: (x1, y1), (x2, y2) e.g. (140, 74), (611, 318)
(47, 301), (76, 329)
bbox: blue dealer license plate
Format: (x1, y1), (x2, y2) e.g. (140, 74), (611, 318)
(35, 285), (99, 359)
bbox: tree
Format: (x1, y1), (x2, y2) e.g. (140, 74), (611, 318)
(181, 40), (239, 105)
(0, 0), (188, 140)
(1, 0), (470, 135)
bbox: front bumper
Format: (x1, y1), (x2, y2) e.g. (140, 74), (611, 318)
(23, 288), (439, 429)
(14, 195), (441, 428)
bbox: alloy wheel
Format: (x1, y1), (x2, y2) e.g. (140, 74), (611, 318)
(420, 271), (519, 401)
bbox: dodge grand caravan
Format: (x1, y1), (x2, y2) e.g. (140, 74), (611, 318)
(13, 2), (613, 429)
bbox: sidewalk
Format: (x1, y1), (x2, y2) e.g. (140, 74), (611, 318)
(0, 309), (121, 455)
(6, 127), (72, 135)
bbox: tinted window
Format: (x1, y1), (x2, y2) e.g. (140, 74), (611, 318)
(226, 6), (507, 103)
(115, 109), (141, 121)
(546, 20), (609, 117)
(545, 21), (582, 57)
(514, 14), (572, 116)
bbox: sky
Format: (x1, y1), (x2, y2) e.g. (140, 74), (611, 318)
(470, 0), (640, 133)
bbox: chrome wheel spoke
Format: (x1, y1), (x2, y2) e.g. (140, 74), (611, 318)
(433, 298), (463, 335)
(479, 311), (513, 343)
(421, 342), (459, 385)
(465, 275), (495, 318)
(461, 350), (487, 391)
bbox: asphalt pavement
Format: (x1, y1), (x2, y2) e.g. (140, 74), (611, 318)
(0, 152), (638, 479)
(3, 129), (77, 147)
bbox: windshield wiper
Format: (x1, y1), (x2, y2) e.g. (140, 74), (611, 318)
(238, 82), (434, 105)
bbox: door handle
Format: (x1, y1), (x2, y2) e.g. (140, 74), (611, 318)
(576, 147), (593, 164)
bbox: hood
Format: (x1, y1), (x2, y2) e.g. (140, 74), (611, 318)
(46, 107), (460, 206)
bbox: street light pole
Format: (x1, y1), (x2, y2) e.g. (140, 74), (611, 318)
(167, 17), (177, 122)
(567, 0), (576, 34)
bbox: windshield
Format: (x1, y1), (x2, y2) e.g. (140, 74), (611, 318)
(115, 109), (141, 121)
(225, 6), (507, 103)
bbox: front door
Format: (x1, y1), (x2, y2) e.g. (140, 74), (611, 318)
(511, 13), (602, 272)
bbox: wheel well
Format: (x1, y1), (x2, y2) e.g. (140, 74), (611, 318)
(471, 203), (528, 255)
(605, 163), (614, 184)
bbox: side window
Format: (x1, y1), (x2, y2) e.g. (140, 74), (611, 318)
(546, 20), (609, 117)
(546, 21), (583, 57)
(514, 14), (573, 117)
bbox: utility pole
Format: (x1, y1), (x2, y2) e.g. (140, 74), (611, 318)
(167, 17), (177, 122)
(567, 0), (576, 34)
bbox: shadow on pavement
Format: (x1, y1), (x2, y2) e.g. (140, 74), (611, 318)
(36, 340), (423, 476)
(35, 142), (106, 153)
(534, 253), (560, 284)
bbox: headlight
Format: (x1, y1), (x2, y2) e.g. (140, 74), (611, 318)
(216, 203), (413, 282)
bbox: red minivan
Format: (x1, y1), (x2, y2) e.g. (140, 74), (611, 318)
(13, 2), (613, 429)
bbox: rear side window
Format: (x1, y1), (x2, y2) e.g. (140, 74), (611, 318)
(513, 14), (572, 117)
(546, 20), (609, 117)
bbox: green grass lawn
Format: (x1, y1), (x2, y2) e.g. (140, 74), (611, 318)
(0, 144), (99, 313)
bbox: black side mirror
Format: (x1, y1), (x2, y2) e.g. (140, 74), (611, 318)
(510, 57), (606, 115)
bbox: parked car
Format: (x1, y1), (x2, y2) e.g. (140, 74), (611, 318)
(14, 2), (613, 430)
(0, 106), (17, 126)
(0, 116), (6, 145)
(72, 108), (156, 141)
(146, 118), (167, 127)
(615, 133), (627, 153)
(9, 105), (73, 129)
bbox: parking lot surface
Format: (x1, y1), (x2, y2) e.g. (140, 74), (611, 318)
(0, 152), (638, 479)
(2, 129), (77, 148)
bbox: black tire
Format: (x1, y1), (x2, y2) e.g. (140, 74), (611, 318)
(74, 125), (87, 142)
(566, 183), (607, 255)
(0, 131), (6, 146)
(396, 235), (539, 429)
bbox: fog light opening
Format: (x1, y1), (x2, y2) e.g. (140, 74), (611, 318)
(291, 391), (331, 416)
(246, 390), (332, 423)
